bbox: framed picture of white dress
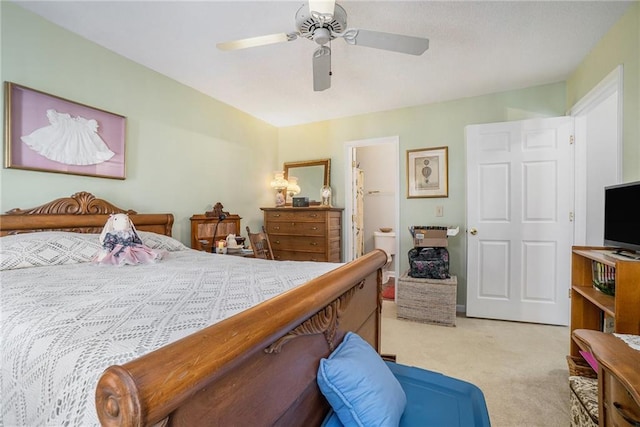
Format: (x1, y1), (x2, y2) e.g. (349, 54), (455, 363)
(4, 82), (126, 179)
(406, 146), (448, 198)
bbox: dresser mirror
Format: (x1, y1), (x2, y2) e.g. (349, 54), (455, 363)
(283, 158), (330, 201)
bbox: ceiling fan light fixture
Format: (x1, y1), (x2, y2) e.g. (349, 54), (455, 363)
(313, 28), (331, 45)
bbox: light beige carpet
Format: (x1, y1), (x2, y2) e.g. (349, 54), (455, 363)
(380, 301), (570, 427)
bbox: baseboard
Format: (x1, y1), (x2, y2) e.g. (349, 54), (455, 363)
(456, 304), (466, 313)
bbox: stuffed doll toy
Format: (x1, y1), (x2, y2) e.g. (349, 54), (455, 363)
(94, 213), (164, 266)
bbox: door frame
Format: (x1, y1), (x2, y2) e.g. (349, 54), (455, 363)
(568, 65), (623, 246)
(344, 136), (400, 271)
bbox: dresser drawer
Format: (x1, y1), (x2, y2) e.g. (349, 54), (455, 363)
(604, 372), (640, 427)
(266, 221), (324, 236)
(265, 210), (327, 222)
(273, 250), (327, 262)
(270, 235), (325, 252)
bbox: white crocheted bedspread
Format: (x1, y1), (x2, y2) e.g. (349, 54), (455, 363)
(1, 251), (340, 426)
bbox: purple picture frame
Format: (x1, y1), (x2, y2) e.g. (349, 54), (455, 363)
(4, 82), (126, 179)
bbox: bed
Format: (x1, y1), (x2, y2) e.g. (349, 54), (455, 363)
(0, 192), (387, 426)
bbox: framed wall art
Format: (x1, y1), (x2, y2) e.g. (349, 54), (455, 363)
(407, 146), (448, 198)
(4, 82), (126, 179)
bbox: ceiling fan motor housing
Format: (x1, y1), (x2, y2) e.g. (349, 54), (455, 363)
(296, 3), (347, 44)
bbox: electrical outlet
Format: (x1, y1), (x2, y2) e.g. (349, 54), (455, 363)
(436, 205), (444, 217)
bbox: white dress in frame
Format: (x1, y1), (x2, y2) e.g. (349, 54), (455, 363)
(21, 109), (115, 166)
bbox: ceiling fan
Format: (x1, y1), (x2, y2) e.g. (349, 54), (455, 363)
(217, 0), (429, 92)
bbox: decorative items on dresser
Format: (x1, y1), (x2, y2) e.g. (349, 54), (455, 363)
(261, 207), (343, 262)
(190, 203), (242, 251)
(270, 171), (288, 207)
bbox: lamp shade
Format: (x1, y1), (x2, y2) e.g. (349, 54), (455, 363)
(287, 176), (301, 196)
(270, 171), (288, 190)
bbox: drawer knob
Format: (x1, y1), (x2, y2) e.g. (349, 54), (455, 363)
(614, 402), (640, 426)
(273, 214), (281, 217)
(310, 214), (318, 218)
(310, 242), (318, 246)
(275, 240), (280, 244)
(274, 226), (280, 230)
(312, 227), (318, 230)
(291, 222), (295, 226)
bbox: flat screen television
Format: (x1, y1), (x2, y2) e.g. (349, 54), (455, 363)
(603, 180), (640, 257)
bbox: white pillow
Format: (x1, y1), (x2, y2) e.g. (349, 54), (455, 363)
(0, 232), (102, 271)
(137, 231), (188, 252)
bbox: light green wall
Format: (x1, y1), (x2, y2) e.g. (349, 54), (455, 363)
(0, 2), (279, 244)
(279, 83), (567, 304)
(567, 1), (639, 182)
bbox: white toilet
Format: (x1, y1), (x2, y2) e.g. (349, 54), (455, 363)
(373, 231), (396, 284)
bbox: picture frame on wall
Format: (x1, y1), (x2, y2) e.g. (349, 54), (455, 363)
(4, 82), (126, 179)
(407, 146), (448, 198)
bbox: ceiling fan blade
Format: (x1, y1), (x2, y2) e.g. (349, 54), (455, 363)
(313, 46), (331, 92)
(309, 0), (335, 18)
(217, 33), (297, 51)
(343, 29), (429, 55)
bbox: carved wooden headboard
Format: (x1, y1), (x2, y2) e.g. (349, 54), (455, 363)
(0, 191), (174, 236)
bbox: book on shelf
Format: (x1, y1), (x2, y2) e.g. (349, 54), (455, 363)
(591, 260), (615, 295)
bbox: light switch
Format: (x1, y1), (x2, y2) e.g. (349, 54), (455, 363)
(436, 206), (443, 217)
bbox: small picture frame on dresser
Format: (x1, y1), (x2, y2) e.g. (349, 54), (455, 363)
(293, 197), (309, 207)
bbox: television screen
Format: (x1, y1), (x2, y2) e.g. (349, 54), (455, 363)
(603, 181), (640, 254)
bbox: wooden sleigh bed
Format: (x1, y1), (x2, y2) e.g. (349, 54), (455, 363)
(0, 192), (387, 426)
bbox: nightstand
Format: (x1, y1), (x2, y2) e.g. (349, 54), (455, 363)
(190, 213), (242, 251)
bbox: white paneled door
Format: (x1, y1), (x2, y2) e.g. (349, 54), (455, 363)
(466, 117), (574, 325)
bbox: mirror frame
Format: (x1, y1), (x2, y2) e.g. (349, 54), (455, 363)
(283, 158), (331, 187)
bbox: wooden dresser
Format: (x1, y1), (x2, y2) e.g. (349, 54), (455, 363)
(573, 329), (640, 427)
(261, 207), (343, 262)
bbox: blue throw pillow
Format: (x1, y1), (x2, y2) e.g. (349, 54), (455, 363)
(317, 332), (407, 427)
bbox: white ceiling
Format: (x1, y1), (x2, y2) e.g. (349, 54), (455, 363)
(14, 1), (633, 127)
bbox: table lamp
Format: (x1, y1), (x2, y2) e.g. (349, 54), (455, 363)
(270, 171), (288, 207)
(286, 176), (301, 204)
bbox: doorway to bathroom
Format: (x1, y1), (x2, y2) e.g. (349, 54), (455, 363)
(344, 136), (400, 297)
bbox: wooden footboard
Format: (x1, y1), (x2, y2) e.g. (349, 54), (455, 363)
(96, 250), (387, 427)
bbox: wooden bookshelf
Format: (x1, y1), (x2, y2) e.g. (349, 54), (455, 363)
(570, 246), (640, 357)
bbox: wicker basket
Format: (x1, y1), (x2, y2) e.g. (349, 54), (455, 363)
(397, 272), (457, 326)
(566, 355), (597, 379)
